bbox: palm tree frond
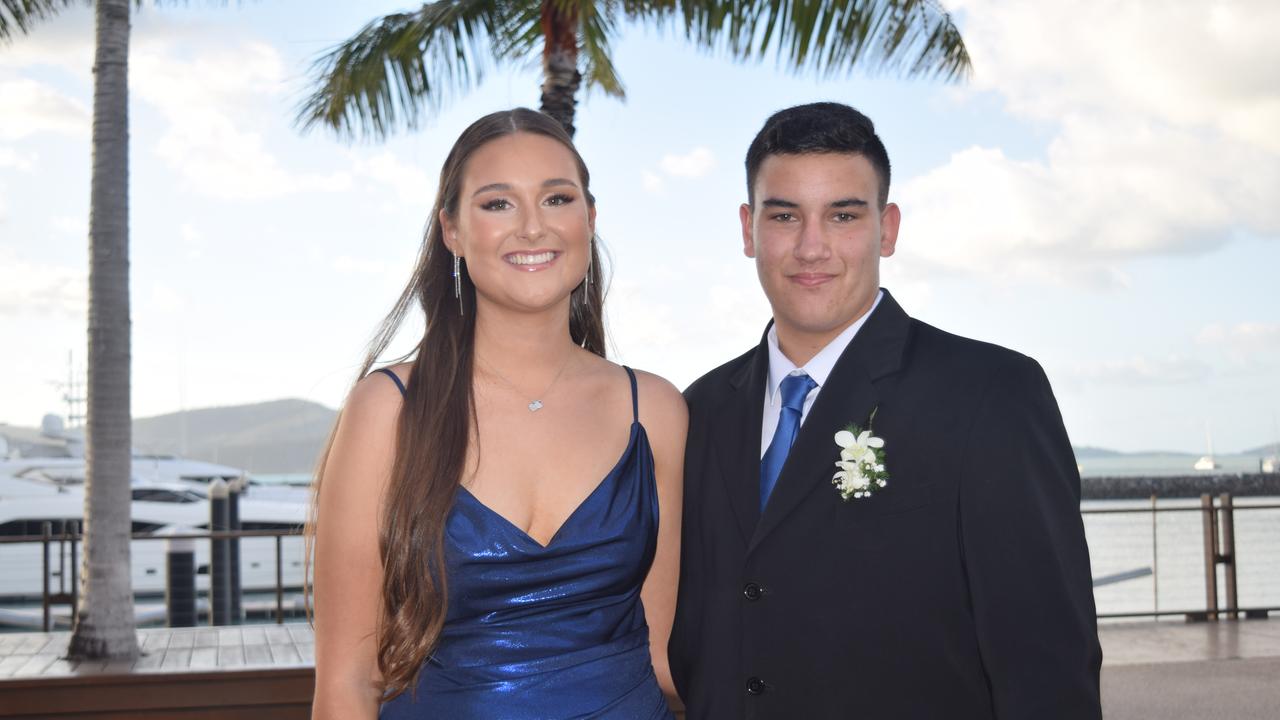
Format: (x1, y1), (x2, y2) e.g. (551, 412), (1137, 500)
(673, 0), (971, 82)
(0, 0), (80, 41)
(578, 0), (625, 98)
(296, 0), (520, 141)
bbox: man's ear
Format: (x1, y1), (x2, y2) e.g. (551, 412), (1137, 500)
(879, 202), (900, 258)
(740, 203), (756, 258)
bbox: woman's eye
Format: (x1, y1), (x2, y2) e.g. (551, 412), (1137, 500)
(481, 198), (511, 211)
(545, 193), (575, 206)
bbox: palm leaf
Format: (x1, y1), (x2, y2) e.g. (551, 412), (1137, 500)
(296, 0), (532, 141)
(577, 0), (625, 97)
(667, 0), (971, 82)
(0, 0), (79, 40)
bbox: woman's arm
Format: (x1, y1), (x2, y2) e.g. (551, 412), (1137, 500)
(311, 371), (404, 719)
(635, 370), (688, 709)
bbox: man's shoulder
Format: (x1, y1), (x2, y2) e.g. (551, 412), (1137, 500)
(683, 344), (757, 407)
(909, 319), (1045, 387)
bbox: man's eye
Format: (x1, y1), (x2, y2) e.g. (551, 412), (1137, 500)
(833, 213), (857, 222)
(770, 213), (794, 222)
(481, 198), (511, 211)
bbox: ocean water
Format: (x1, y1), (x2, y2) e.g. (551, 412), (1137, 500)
(1077, 452), (1275, 478)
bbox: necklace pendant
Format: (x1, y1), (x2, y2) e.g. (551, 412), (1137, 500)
(528, 400), (544, 412)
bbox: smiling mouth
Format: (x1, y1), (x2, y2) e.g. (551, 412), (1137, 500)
(504, 250), (560, 268)
(790, 272), (835, 287)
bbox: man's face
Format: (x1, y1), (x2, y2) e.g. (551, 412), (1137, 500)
(741, 152), (899, 350)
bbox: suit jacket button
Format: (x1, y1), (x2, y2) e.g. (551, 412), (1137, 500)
(743, 582), (763, 601)
(746, 676), (765, 695)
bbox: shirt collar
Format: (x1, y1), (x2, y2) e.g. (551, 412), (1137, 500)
(766, 289), (884, 405)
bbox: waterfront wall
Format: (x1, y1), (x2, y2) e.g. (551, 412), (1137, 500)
(1082, 473), (1280, 500)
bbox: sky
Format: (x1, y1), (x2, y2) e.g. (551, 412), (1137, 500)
(1, 0), (1278, 454)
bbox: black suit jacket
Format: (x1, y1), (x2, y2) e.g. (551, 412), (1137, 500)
(668, 290), (1102, 719)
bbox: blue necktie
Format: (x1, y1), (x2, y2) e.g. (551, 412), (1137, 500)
(760, 373), (817, 511)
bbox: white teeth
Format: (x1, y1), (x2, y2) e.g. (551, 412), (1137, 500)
(506, 251), (556, 266)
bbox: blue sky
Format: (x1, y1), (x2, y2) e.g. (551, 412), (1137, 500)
(1, 0), (1278, 453)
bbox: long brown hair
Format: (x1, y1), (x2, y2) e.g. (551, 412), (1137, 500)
(308, 108), (606, 701)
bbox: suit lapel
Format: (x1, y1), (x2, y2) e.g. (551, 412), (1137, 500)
(748, 290), (913, 555)
(712, 330), (770, 546)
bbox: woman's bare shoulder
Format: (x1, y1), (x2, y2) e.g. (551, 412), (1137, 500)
(343, 363), (410, 422)
(626, 367), (688, 440)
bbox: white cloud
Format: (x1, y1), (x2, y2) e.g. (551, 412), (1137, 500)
(131, 39), (351, 200)
(659, 147), (715, 178)
(1067, 354), (1212, 387)
(0, 146), (38, 171)
(898, 0), (1280, 283)
(2, 12), (351, 202)
(1196, 322), (1280, 350)
(350, 151), (434, 206)
(0, 78), (89, 140)
(0, 249), (86, 316)
(146, 283), (186, 315)
(640, 170), (665, 194)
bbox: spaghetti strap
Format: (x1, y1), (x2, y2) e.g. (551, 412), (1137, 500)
(623, 366), (638, 422)
(373, 367), (407, 397)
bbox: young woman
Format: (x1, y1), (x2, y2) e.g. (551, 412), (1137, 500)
(310, 108), (686, 719)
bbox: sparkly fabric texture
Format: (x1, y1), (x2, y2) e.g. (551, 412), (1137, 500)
(379, 367), (672, 719)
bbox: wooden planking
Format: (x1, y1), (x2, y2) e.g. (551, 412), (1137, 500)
(0, 627), (317, 719)
(0, 624), (316, 679)
(0, 667), (314, 719)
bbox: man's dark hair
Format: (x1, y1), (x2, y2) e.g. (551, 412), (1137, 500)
(745, 102), (891, 208)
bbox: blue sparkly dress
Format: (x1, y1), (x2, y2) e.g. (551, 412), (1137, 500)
(377, 366), (673, 720)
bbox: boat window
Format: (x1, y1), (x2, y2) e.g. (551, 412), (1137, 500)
(0, 518), (77, 536)
(131, 488), (200, 504)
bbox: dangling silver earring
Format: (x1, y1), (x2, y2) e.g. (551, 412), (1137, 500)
(585, 237), (594, 291)
(452, 253), (464, 315)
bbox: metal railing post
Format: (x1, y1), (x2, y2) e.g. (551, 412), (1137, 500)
(210, 479), (231, 626)
(1200, 494), (1218, 621)
(229, 477), (243, 625)
(1219, 493), (1238, 620)
(1151, 494), (1159, 619)
(275, 534), (284, 624)
(69, 520), (79, 626)
(41, 521), (52, 632)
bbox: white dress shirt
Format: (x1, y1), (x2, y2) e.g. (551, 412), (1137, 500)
(760, 290), (884, 458)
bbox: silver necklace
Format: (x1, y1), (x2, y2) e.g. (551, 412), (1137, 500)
(478, 354), (573, 412)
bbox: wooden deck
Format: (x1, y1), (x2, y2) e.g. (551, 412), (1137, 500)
(0, 625), (315, 718)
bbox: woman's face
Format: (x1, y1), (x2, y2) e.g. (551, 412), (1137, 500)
(443, 131), (594, 316)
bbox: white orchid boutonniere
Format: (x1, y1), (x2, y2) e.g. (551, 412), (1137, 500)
(832, 408), (889, 500)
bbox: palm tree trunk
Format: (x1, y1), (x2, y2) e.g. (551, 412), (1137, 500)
(68, 0), (138, 661)
(538, 2), (581, 138)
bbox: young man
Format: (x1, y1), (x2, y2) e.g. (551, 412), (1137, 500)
(668, 103), (1102, 718)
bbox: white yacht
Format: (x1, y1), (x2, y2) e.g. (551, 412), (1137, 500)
(0, 416), (310, 612)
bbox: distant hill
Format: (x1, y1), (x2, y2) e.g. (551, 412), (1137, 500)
(132, 399), (337, 474)
(1242, 441), (1280, 456)
(1071, 446), (1124, 459)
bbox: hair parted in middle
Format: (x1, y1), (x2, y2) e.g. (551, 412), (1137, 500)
(307, 107), (606, 702)
(744, 102), (892, 208)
